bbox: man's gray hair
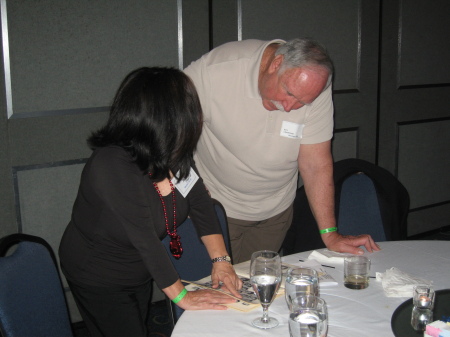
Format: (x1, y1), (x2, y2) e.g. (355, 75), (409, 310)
(275, 38), (334, 84)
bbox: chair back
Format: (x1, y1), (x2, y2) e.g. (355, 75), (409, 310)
(0, 233), (73, 337)
(162, 199), (231, 325)
(337, 173), (387, 241)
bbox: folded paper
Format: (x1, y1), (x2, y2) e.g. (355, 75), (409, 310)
(307, 249), (355, 264)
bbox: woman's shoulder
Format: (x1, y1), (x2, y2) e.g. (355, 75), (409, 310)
(91, 145), (128, 162)
(88, 146), (140, 175)
(92, 145), (127, 157)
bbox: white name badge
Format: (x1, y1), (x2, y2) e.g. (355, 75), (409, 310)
(171, 167), (199, 198)
(280, 121), (305, 139)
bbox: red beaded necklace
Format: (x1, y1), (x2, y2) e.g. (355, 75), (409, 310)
(152, 178), (183, 259)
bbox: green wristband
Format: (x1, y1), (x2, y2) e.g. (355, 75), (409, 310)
(319, 227), (337, 234)
(172, 288), (187, 304)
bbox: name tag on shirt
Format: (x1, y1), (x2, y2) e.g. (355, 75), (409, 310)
(171, 167), (199, 198)
(280, 121), (305, 139)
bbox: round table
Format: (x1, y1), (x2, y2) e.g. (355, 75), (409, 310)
(171, 241), (450, 337)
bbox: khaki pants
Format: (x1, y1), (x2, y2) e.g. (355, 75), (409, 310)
(228, 204), (293, 264)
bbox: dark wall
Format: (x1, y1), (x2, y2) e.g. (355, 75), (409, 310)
(0, 0), (449, 319)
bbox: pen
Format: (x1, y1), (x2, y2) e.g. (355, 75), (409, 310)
(299, 259), (335, 269)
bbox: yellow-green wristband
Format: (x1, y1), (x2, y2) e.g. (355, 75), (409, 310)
(319, 227), (337, 234)
(172, 288), (187, 304)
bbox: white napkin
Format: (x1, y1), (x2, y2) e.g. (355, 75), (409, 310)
(307, 249), (355, 264)
(376, 267), (432, 297)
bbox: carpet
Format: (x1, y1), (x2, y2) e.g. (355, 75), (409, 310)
(72, 300), (173, 337)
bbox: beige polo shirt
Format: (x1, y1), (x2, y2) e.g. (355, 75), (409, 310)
(185, 39), (334, 221)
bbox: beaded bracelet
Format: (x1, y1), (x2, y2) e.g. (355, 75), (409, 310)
(172, 288), (188, 304)
(319, 227), (337, 234)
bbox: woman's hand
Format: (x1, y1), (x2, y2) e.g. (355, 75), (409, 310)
(211, 262), (243, 298)
(200, 234), (243, 298)
(177, 288), (237, 310)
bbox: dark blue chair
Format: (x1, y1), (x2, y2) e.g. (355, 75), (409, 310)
(0, 233), (73, 337)
(337, 173), (387, 241)
(162, 199), (231, 326)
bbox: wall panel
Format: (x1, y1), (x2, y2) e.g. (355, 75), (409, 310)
(379, 0), (450, 235)
(182, 0), (210, 68)
(398, 0), (450, 87)
(408, 204), (450, 236)
(211, 0), (238, 47)
(332, 129), (358, 162)
(14, 161), (85, 253)
(5, 0), (178, 118)
(398, 119), (450, 208)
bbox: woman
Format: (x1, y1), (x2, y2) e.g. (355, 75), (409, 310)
(59, 67), (243, 337)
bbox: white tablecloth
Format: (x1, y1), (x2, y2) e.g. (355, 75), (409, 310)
(171, 241), (450, 337)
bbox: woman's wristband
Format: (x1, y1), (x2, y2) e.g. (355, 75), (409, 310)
(172, 288), (188, 304)
(319, 227), (337, 235)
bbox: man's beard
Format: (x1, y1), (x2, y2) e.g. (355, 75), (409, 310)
(271, 100), (286, 112)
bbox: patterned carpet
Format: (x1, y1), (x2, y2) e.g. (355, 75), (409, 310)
(72, 300), (173, 337)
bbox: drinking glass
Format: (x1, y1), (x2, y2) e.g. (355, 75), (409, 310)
(250, 250), (282, 329)
(344, 256), (371, 289)
(289, 295), (328, 337)
(285, 267), (319, 309)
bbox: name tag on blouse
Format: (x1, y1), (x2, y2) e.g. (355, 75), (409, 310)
(280, 121), (304, 139)
(171, 167), (199, 198)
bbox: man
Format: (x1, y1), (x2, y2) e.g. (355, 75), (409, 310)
(185, 38), (380, 263)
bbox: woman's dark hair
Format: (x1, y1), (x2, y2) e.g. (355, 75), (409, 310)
(88, 67), (203, 181)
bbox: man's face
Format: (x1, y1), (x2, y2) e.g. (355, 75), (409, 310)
(259, 64), (329, 112)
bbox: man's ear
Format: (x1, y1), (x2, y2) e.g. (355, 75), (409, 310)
(268, 54), (284, 74)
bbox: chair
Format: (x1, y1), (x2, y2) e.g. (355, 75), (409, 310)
(161, 199), (231, 326)
(0, 233), (73, 337)
(282, 158), (410, 254)
(337, 173), (386, 241)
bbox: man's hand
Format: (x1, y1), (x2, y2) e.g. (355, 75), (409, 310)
(321, 231), (380, 254)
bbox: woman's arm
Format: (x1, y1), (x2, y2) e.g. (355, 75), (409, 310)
(201, 234), (243, 298)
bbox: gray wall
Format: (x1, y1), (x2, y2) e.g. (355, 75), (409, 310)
(1, 0), (449, 321)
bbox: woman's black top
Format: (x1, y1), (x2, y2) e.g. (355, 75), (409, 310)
(59, 146), (222, 290)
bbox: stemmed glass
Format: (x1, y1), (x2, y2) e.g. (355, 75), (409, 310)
(250, 250), (282, 329)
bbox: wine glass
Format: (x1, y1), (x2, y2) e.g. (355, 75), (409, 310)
(250, 250), (282, 329)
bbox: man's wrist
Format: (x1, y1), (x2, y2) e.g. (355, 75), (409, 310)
(319, 227), (338, 235)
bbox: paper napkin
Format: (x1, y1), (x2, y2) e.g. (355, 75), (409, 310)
(307, 249), (355, 264)
(376, 267), (433, 297)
